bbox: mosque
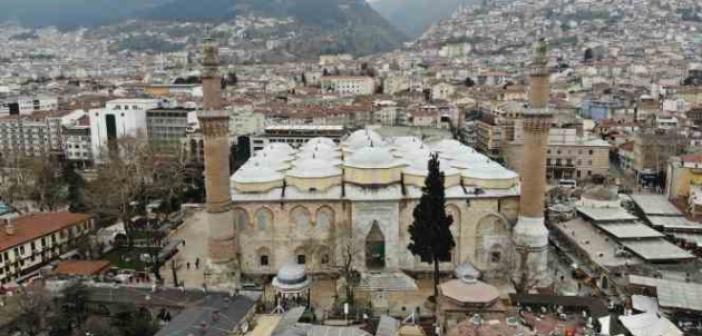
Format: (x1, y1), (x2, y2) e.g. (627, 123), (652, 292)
(196, 38), (552, 289)
(230, 132), (520, 279)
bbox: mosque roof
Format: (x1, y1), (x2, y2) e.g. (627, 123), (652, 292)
(345, 147), (405, 169)
(288, 159), (342, 178)
(232, 164), (284, 183)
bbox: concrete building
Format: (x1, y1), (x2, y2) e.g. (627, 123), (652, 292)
(146, 107), (194, 155)
(249, 125), (345, 152)
(197, 37), (238, 288)
(61, 111), (92, 166)
(0, 212), (93, 284)
(666, 154), (702, 200)
(0, 96), (59, 117)
(89, 99), (163, 161)
(511, 40), (552, 288)
(320, 76), (375, 96)
(0, 112), (63, 161)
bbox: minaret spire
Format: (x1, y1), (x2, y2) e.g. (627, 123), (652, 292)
(512, 38), (553, 291)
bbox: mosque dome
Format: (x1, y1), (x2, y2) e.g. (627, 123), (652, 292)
(245, 156), (292, 172)
(391, 136), (424, 150)
(288, 159), (342, 178)
(343, 129), (385, 150)
(403, 157), (460, 177)
(272, 263), (311, 293)
(462, 166), (519, 189)
(454, 263), (481, 284)
(231, 164), (284, 184)
(431, 139), (463, 153)
(302, 137), (336, 149)
(345, 147), (404, 169)
(259, 143), (295, 156)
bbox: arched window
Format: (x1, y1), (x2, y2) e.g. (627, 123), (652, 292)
(318, 245), (332, 267)
(233, 208), (249, 232)
(291, 206), (312, 233)
(257, 247), (271, 267)
(475, 214), (509, 268)
(315, 206), (334, 232)
(255, 208), (273, 232)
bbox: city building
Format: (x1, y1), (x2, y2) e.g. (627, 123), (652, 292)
(146, 107), (194, 155)
(0, 212), (94, 284)
(320, 76), (375, 96)
(60, 110), (92, 166)
(666, 154), (702, 201)
(0, 111), (64, 161)
(89, 99), (163, 161)
(0, 96), (59, 117)
(249, 125), (345, 152)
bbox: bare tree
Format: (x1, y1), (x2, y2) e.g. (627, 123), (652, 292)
(170, 255), (184, 287)
(15, 286), (52, 336)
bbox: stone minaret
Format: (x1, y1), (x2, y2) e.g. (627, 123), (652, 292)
(197, 36), (238, 288)
(512, 39), (552, 289)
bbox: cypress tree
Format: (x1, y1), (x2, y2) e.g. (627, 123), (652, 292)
(407, 153), (455, 302)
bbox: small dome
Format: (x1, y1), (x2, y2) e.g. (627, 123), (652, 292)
(391, 136), (424, 150)
(439, 147), (482, 161)
(302, 137), (336, 149)
(449, 157), (497, 170)
(272, 263), (312, 293)
(297, 145), (342, 160)
(260, 143), (295, 155)
(462, 166), (518, 180)
(431, 139), (463, 153)
(343, 129), (385, 149)
(404, 157), (460, 177)
(288, 159), (342, 178)
(345, 147), (405, 169)
(454, 263), (481, 284)
(231, 164), (284, 183)
(245, 156), (292, 171)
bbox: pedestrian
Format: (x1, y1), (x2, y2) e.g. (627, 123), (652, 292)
(183, 240), (186, 247)
(187, 262), (191, 270)
(195, 258), (200, 269)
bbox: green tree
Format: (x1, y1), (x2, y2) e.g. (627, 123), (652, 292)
(407, 153), (455, 302)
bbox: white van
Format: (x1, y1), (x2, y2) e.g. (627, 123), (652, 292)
(558, 179), (577, 189)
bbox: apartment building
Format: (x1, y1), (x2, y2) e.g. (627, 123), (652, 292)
(320, 76), (375, 96)
(146, 107), (194, 155)
(0, 96), (59, 117)
(0, 212), (93, 284)
(0, 112), (63, 161)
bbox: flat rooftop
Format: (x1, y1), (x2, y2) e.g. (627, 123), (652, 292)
(596, 222), (665, 239)
(629, 275), (702, 313)
(577, 206), (638, 222)
(630, 194), (683, 216)
(621, 240), (695, 261)
(555, 218), (643, 268)
(647, 215), (702, 232)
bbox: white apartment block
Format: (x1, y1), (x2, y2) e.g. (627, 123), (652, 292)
(320, 76), (375, 96)
(89, 99), (163, 161)
(0, 212), (94, 284)
(0, 96), (59, 117)
(0, 115), (63, 160)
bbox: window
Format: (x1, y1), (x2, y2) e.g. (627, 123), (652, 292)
(589, 150), (594, 155)
(490, 251), (501, 263)
(297, 255), (306, 265)
(321, 253), (330, 265)
(260, 255), (269, 266)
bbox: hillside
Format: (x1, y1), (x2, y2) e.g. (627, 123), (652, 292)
(370, 0), (471, 38)
(0, 0), (405, 56)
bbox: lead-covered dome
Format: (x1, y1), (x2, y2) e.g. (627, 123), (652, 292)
(345, 147), (404, 169)
(288, 159), (342, 178)
(231, 163), (284, 193)
(343, 129), (385, 150)
(272, 263), (311, 293)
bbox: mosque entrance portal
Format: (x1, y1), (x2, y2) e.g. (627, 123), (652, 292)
(365, 221), (385, 269)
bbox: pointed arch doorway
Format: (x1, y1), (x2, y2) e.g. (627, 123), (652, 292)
(365, 221), (385, 270)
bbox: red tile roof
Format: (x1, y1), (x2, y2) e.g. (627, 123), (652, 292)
(682, 154), (702, 163)
(0, 212), (91, 252)
(54, 260), (111, 276)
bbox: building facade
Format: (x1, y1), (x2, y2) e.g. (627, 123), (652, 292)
(320, 76), (375, 96)
(231, 132), (521, 281)
(0, 212), (93, 284)
(0, 96), (59, 117)
(146, 107), (194, 155)
(0, 114), (63, 161)
(89, 99), (163, 161)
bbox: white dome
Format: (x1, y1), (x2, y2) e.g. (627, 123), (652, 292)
(345, 147), (405, 169)
(302, 137), (337, 149)
(288, 159), (342, 178)
(431, 139), (463, 153)
(260, 143), (295, 155)
(297, 145), (341, 159)
(404, 157), (460, 176)
(344, 129), (385, 149)
(393, 147), (432, 160)
(272, 263), (311, 292)
(449, 156), (496, 170)
(391, 136), (424, 149)
(232, 164), (284, 183)
(462, 167), (518, 180)
(245, 156), (292, 171)
(439, 146), (481, 160)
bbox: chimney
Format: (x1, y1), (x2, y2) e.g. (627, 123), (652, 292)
(4, 218), (15, 236)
